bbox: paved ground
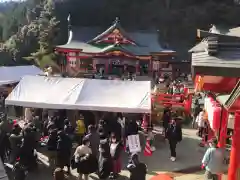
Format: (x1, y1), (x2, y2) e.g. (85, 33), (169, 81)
(174, 171), (228, 180)
(20, 127), (208, 180)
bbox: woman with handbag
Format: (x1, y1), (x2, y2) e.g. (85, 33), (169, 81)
(74, 137), (92, 180)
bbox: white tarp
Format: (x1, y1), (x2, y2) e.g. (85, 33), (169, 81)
(5, 76), (151, 113)
(0, 65), (43, 86)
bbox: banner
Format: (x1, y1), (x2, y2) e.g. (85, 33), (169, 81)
(127, 134), (141, 153)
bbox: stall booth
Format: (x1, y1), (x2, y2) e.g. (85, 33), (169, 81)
(0, 65), (43, 87)
(0, 65), (43, 117)
(5, 75), (151, 125)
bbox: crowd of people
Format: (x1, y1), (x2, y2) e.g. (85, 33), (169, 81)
(0, 80), (227, 180)
(0, 111), (151, 180)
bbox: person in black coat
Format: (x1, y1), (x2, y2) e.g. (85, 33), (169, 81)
(127, 154), (147, 180)
(98, 139), (112, 180)
(111, 120), (122, 141)
(47, 128), (58, 167)
(20, 126), (37, 169)
(56, 130), (72, 173)
(125, 119), (138, 137)
(98, 120), (108, 139)
(162, 108), (171, 138)
(166, 118), (182, 162)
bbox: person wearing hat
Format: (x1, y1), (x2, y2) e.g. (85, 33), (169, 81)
(201, 138), (224, 180)
(98, 139), (112, 180)
(127, 153), (147, 180)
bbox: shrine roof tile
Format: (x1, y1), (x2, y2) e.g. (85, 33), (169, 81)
(69, 26), (163, 48)
(188, 40), (207, 53)
(56, 41), (102, 53)
(192, 51), (240, 68)
(192, 51), (240, 77)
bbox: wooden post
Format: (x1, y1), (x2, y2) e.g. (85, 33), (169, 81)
(109, 60), (112, 74)
(218, 108), (228, 148)
(228, 111), (240, 180)
(148, 59), (152, 76)
(105, 60), (109, 74)
(218, 108), (228, 180)
(136, 60), (140, 75)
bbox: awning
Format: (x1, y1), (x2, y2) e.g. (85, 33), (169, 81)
(5, 76), (151, 113)
(216, 94), (230, 105)
(0, 65), (43, 86)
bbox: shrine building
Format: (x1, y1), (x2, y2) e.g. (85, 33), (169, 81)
(55, 17), (182, 78)
(190, 25), (240, 180)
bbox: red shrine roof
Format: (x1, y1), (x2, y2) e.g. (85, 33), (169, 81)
(56, 17), (175, 56)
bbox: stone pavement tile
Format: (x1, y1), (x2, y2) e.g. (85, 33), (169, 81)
(173, 171), (204, 180)
(174, 172), (228, 180)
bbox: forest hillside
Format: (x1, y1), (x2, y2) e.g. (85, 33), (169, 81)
(0, 0), (240, 67)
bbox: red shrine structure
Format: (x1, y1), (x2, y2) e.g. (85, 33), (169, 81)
(191, 25), (240, 180)
(55, 17), (187, 78)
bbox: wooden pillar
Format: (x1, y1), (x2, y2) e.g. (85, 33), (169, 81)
(148, 59), (152, 76)
(105, 60), (109, 74)
(218, 108), (228, 148)
(218, 108), (228, 180)
(136, 60), (140, 75)
(228, 111), (240, 180)
(92, 58), (97, 73)
(109, 60), (112, 74)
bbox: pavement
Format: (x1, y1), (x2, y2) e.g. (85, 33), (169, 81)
(24, 127), (208, 180)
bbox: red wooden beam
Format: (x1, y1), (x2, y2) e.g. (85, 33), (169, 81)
(154, 93), (184, 98)
(66, 56), (93, 59)
(161, 101), (184, 106)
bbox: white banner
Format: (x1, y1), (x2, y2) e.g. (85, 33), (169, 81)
(127, 134), (141, 153)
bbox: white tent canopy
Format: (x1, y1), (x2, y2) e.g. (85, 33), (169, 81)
(0, 65), (43, 86)
(5, 76), (151, 113)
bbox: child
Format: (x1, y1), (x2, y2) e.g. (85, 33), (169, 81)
(127, 154), (147, 180)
